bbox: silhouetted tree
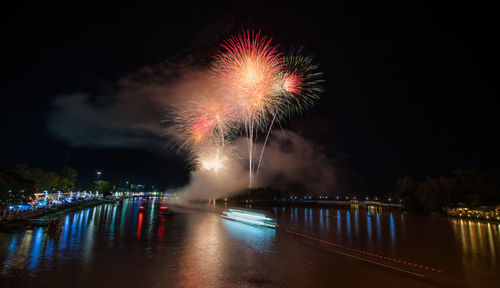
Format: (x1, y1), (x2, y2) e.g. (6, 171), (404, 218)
(58, 165), (77, 191)
(394, 175), (423, 212)
(0, 169), (35, 203)
(26, 168), (60, 193)
(96, 180), (114, 196)
(395, 169), (500, 213)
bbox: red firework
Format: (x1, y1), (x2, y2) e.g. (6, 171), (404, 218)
(281, 71), (303, 94)
(212, 30), (284, 121)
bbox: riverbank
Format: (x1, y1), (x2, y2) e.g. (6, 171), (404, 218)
(0, 199), (117, 233)
(40, 200), (116, 219)
(446, 207), (500, 223)
(209, 198), (405, 209)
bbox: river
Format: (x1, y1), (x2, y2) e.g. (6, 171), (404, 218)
(0, 197), (498, 287)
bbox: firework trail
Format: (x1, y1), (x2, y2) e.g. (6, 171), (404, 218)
(255, 50), (324, 178)
(211, 30), (284, 187)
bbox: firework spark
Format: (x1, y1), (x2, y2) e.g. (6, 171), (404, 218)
(279, 50), (323, 116)
(212, 30), (284, 127)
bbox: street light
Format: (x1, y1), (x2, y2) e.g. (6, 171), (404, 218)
(97, 171), (101, 182)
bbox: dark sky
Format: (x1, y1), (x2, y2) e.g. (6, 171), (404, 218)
(2, 1), (498, 193)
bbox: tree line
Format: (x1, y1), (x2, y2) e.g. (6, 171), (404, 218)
(0, 164), (78, 203)
(0, 164), (118, 205)
(394, 169), (500, 213)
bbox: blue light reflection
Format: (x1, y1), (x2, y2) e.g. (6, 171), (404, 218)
(222, 219), (276, 254)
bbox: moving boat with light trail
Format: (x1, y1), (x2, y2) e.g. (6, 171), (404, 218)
(221, 208), (278, 229)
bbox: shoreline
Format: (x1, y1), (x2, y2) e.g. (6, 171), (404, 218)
(204, 199), (500, 225)
(0, 199), (117, 233)
(446, 214), (500, 224)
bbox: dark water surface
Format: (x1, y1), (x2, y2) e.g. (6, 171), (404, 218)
(0, 197), (498, 287)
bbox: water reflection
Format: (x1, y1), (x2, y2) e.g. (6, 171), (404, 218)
(1, 235), (19, 275)
(319, 208), (324, 229)
(325, 208), (330, 230)
(452, 218), (498, 272)
(1, 199), (499, 287)
(354, 209), (359, 237)
(366, 212), (372, 244)
(28, 228), (43, 271)
(346, 210), (351, 236)
(59, 215), (69, 250)
(177, 213), (224, 287)
(1, 200), (145, 276)
(389, 213), (395, 245)
(222, 219), (276, 253)
(376, 212), (382, 243)
(137, 212), (143, 238)
(487, 223), (496, 260)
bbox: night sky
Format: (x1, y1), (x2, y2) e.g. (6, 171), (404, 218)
(2, 1), (498, 193)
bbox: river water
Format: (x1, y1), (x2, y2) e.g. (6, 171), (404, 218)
(0, 197), (498, 287)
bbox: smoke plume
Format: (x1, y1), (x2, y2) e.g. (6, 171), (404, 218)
(48, 61), (338, 199)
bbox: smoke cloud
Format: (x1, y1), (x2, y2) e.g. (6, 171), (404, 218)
(48, 60), (207, 150)
(252, 130), (338, 195)
(176, 130), (338, 200)
(48, 60), (339, 199)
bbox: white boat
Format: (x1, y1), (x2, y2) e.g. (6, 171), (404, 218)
(221, 209), (278, 229)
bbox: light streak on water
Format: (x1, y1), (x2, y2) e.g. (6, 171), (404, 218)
(389, 213), (396, 245)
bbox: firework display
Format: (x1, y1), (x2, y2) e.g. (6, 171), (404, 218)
(168, 30), (323, 188)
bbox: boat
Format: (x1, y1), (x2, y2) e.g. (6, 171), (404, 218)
(221, 208), (278, 229)
(159, 206), (172, 216)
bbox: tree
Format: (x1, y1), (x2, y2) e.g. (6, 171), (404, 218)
(394, 175), (422, 212)
(416, 177), (456, 213)
(58, 165), (77, 191)
(96, 180), (114, 196)
(0, 169), (35, 203)
(26, 169), (60, 193)
(395, 169), (500, 213)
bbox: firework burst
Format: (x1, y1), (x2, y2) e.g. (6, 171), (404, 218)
(166, 30), (323, 188)
(278, 50), (323, 117)
(193, 144), (236, 174)
(169, 95), (237, 151)
(212, 30), (284, 128)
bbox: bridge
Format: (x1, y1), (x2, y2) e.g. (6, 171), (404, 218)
(287, 200), (404, 208)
